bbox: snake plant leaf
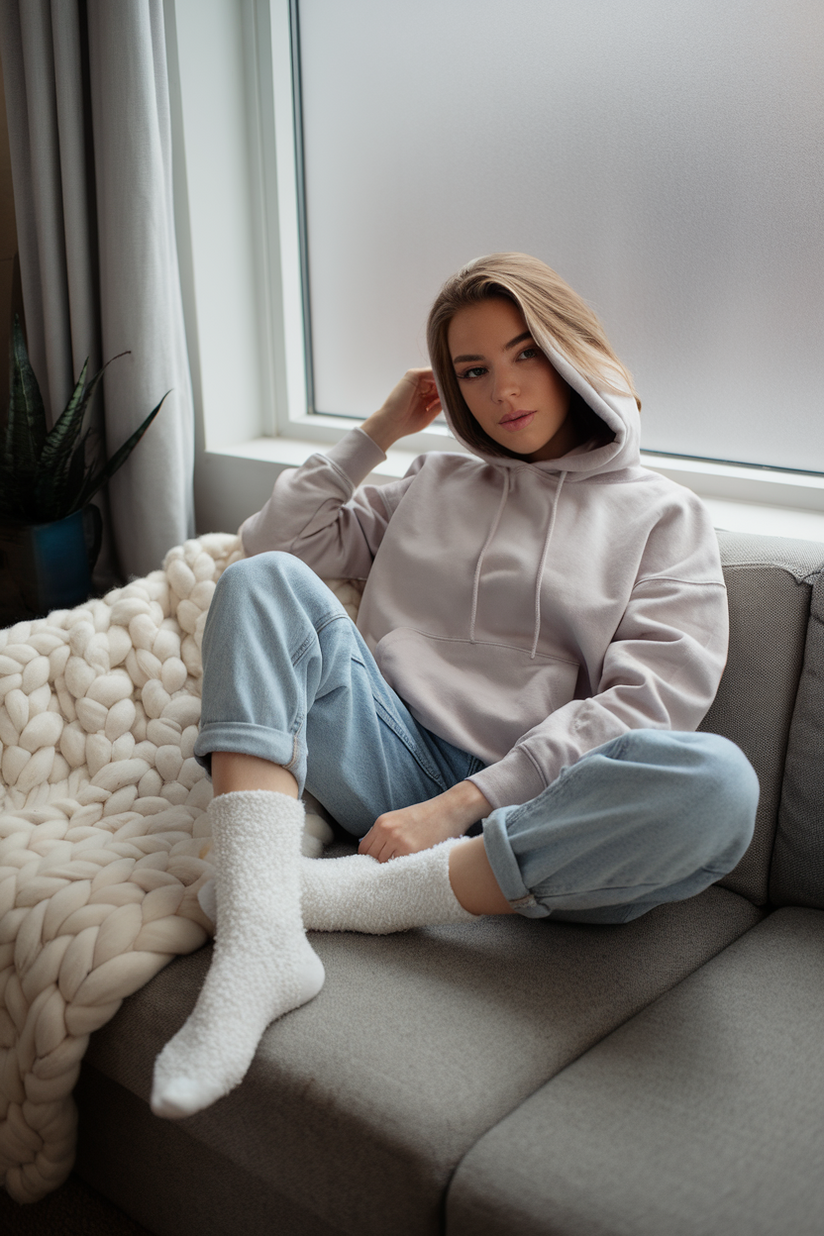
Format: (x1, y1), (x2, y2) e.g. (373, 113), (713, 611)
(72, 392), (168, 512)
(63, 431), (95, 516)
(35, 362), (89, 473)
(3, 314), (48, 473)
(34, 428), (93, 522)
(41, 365), (107, 510)
(1, 321), (165, 524)
(38, 351), (129, 478)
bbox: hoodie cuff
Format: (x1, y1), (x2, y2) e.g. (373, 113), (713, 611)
(324, 427), (387, 490)
(468, 748), (548, 812)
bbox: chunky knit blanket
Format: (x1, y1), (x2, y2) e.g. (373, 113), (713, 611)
(0, 534), (360, 1203)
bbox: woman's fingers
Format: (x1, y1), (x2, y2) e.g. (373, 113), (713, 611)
(359, 798), (467, 863)
(359, 810), (413, 863)
(362, 369), (441, 449)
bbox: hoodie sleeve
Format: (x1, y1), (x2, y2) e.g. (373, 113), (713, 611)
(468, 500), (729, 810)
(240, 428), (420, 579)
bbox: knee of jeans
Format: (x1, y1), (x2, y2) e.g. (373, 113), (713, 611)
(623, 730), (758, 870)
(216, 551), (314, 604)
(205, 556), (285, 637)
(690, 732), (760, 866)
(214, 553), (263, 593)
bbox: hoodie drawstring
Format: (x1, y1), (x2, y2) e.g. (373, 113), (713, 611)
(469, 469), (567, 658)
(531, 471), (566, 659)
(469, 470), (510, 644)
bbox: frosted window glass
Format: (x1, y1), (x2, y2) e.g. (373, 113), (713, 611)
(298, 0), (823, 472)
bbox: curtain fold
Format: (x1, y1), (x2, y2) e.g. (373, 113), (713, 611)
(0, 0), (194, 579)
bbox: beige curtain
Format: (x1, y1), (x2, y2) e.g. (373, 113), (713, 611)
(0, 0), (194, 579)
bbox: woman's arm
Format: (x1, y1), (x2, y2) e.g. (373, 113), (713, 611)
(358, 779), (492, 862)
(240, 370), (442, 579)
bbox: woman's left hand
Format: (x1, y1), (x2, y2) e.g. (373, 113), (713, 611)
(358, 780), (492, 863)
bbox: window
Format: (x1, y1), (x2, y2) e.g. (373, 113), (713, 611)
(167, 0), (824, 539)
(297, 0), (823, 473)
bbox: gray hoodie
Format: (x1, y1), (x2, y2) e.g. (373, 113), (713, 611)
(241, 372), (727, 811)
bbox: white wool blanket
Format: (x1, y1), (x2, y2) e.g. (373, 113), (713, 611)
(0, 534), (361, 1203)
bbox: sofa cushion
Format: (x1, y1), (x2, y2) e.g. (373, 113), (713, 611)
(446, 907), (824, 1236)
(771, 557), (824, 908)
(77, 886), (761, 1236)
(703, 532), (824, 904)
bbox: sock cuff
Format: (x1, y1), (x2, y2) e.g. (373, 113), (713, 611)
(210, 788), (304, 811)
(208, 790), (305, 872)
(209, 790), (304, 829)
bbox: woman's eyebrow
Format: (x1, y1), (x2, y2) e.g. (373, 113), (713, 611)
(504, 331), (534, 351)
(452, 331), (534, 365)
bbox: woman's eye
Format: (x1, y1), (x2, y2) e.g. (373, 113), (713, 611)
(458, 366), (486, 380)
(518, 347), (539, 360)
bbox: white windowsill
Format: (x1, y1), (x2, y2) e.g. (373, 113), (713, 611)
(213, 434), (824, 546)
(697, 498), (824, 543)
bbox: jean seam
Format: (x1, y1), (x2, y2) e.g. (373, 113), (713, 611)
(538, 879), (672, 899)
(290, 612), (351, 669)
(373, 698), (446, 790)
(285, 714), (305, 772)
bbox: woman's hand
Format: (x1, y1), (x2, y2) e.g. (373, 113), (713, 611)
(358, 780), (492, 863)
(361, 368), (442, 452)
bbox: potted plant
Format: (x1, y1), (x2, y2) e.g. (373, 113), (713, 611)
(0, 316), (166, 625)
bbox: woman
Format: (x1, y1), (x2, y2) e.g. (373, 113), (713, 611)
(151, 253), (758, 1119)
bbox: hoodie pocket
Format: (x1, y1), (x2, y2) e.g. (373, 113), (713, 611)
(374, 628), (580, 764)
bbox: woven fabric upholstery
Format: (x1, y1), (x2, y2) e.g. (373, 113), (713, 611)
(78, 887), (761, 1236)
(702, 532), (824, 904)
(446, 908), (824, 1236)
(75, 1065), (347, 1236)
(771, 559), (824, 908)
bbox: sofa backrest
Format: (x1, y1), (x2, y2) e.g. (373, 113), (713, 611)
(770, 556), (824, 909)
(700, 531), (824, 905)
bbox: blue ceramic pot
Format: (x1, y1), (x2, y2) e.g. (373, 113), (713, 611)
(0, 506), (102, 625)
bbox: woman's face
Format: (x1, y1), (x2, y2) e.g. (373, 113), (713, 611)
(447, 298), (577, 461)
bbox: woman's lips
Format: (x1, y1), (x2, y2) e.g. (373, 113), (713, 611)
(499, 411), (536, 432)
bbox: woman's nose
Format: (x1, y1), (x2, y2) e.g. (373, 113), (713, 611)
(492, 370), (520, 403)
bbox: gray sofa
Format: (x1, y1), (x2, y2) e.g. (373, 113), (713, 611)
(73, 529), (824, 1236)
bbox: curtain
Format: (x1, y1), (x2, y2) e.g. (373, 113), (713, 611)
(0, 0), (194, 580)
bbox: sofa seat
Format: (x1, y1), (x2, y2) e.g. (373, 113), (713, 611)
(74, 884), (761, 1236)
(446, 907), (824, 1236)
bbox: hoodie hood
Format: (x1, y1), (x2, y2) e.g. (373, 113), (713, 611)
(439, 338), (642, 481)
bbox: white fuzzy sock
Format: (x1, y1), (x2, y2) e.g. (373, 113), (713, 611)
(299, 838), (481, 934)
(151, 791), (324, 1120)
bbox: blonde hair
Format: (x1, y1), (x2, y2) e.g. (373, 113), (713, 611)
(426, 253), (640, 457)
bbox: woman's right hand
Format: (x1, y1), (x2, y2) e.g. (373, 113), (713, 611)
(361, 368), (442, 452)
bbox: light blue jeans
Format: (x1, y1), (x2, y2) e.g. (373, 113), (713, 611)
(194, 553), (759, 923)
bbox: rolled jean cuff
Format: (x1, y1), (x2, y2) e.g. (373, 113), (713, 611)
(194, 722), (305, 792)
(482, 809), (550, 919)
